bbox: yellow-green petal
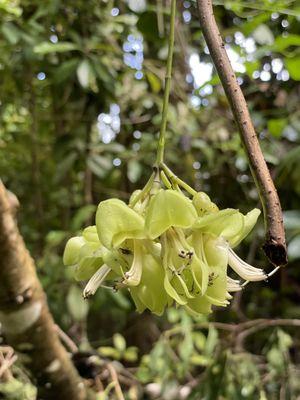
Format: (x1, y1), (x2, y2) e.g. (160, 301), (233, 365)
(185, 295), (212, 316)
(63, 236), (86, 266)
(145, 190), (197, 239)
(193, 209), (244, 242)
(230, 208), (261, 248)
(96, 199), (145, 249)
(82, 225), (99, 243)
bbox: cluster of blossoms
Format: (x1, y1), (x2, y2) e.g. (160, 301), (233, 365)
(63, 169), (271, 316)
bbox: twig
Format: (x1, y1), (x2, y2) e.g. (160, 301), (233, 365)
(235, 319), (300, 350)
(55, 324), (78, 354)
(156, 0), (176, 165)
(0, 347), (17, 380)
(107, 363), (125, 400)
(196, 0), (287, 267)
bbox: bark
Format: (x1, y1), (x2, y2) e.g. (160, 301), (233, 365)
(196, 0), (287, 267)
(0, 181), (95, 400)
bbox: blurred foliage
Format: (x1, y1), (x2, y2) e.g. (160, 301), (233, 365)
(0, 0), (300, 398)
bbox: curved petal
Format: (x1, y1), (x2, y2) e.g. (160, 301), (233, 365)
(75, 243), (108, 281)
(145, 190), (197, 239)
(192, 209), (244, 243)
(63, 236), (86, 266)
(82, 225), (100, 243)
(96, 199), (145, 249)
(75, 256), (103, 281)
(190, 256), (209, 295)
(185, 295), (212, 315)
(164, 272), (187, 305)
(130, 254), (168, 315)
(230, 208), (261, 248)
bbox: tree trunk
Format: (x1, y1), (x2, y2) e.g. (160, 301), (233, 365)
(0, 181), (95, 400)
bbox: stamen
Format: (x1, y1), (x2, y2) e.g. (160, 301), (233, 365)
(83, 264), (111, 299)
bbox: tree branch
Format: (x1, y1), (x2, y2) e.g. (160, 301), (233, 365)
(0, 181), (95, 400)
(196, 0), (287, 267)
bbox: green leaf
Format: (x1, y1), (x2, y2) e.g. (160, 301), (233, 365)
(137, 11), (159, 41)
(113, 333), (126, 352)
(53, 59), (79, 83)
(1, 22), (20, 44)
(71, 205), (96, 231)
(124, 347), (138, 362)
(127, 159), (142, 183)
(285, 57), (300, 80)
(34, 41), (78, 54)
(67, 285), (89, 321)
(268, 118), (287, 138)
(98, 346), (120, 359)
(272, 34), (300, 52)
(46, 230), (67, 247)
(146, 71), (161, 93)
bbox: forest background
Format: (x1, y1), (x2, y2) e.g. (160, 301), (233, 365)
(0, 0), (300, 399)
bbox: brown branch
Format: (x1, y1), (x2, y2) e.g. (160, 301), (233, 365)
(0, 181), (95, 400)
(196, 0), (287, 267)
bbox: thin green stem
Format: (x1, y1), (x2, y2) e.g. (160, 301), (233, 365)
(160, 170), (172, 189)
(129, 173), (155, 208)
(161, 163), (197, 196)
(156, 0), (176, 165)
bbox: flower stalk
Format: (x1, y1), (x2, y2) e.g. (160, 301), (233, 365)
(156, 0), (176, 166)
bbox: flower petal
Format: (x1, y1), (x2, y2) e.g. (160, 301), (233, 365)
(96, 199), (145, 249)
(164, 272), (187, 305)
(193, 209), (245, 243)
(82, 225), (100, 243)
(185, 295), (212, 315)
(63, 236), (86, 266)
(145, 190), (197, 239)
(130, 254), (167, 315)
(230, 208), (261, 248)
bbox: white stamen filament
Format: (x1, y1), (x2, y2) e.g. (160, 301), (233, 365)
(83, 264), (111, 298)
(228, 248), (267, 281)
(227, 276), (242, 292)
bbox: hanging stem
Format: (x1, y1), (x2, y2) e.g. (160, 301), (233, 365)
(196, 0), (287, 267)
(161, 163), (197, 196)
(156, 0), (176, 165)
(129, 172), (155, 208)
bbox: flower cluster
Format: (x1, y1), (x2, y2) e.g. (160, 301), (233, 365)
(63, 174), (271, 316)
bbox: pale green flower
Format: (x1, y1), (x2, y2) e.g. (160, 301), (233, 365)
(192, 204), (266, 288)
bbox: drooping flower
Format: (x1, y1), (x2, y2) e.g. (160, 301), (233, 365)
(94, 198), (169, 314)
(192, 195), (266, 289)
(144, 189), (210, 306)
(62, 173), (276, 316)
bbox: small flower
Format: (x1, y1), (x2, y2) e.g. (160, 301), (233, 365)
(63, 225), (108, 281)
(145, 190), (209, 305)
